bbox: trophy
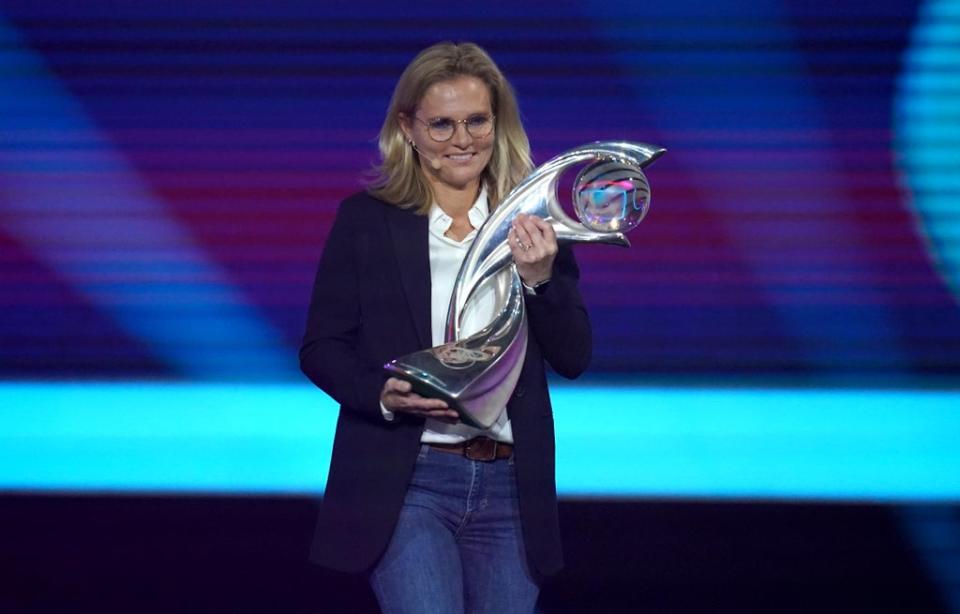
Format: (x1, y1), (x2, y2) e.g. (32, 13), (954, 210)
(384, 141), (665, 428)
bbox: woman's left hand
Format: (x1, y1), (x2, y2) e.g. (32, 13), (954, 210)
(508, 213), (557, 286)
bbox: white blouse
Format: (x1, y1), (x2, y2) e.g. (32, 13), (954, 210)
(381, 189), (513, 444)
(421, 190), (513, 444)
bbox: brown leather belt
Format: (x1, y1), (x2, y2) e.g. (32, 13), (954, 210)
(429, 436), (513, 461)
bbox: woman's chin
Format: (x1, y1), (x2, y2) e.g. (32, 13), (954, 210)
(432, 169), (485, 192)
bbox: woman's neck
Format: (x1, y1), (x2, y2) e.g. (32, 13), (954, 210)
(432, 179), (481, 219)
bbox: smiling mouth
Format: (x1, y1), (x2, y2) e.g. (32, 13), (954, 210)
(445, 153), (475, 161)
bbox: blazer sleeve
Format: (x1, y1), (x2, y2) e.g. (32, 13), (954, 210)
(299, 198), (389, 423)
(524, 245), (592, 379)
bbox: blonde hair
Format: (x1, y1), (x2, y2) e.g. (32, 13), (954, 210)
(369, 42), (533, 214)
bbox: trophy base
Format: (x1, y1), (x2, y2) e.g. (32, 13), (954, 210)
(383, 326), (528, 430)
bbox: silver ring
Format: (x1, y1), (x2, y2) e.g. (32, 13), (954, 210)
(516, 238), (527, 251)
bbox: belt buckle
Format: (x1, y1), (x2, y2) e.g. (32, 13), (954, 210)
(464, 437), (497, 462)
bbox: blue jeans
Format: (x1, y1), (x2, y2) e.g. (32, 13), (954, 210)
(369, 444), (540, 614)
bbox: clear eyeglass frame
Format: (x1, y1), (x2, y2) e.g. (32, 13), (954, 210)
(414, 114), (495, 142)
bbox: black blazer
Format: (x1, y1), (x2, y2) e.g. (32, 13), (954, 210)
(299, 191), (591, 581)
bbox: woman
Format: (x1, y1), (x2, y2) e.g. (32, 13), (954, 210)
(300, 42), (591, 613)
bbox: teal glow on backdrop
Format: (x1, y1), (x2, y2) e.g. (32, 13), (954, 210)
(896, 0), (960, 303)
(1, 382), (957, 501)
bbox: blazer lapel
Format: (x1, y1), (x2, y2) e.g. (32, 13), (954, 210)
(385, 206), (432, 350)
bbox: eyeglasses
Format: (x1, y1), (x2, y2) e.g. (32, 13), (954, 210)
(413, 114), (495, 142)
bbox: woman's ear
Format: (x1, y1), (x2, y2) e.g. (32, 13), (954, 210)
(398, 113), (413, 143)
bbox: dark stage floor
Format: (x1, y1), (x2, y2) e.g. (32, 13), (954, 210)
(0, 495), (952, 613)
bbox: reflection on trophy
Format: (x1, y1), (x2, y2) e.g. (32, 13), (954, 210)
(384, 141), (666, 428)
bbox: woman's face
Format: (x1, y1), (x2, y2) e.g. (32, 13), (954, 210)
(401, 76), (495, 194)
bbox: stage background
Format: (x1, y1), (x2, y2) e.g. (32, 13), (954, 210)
(1, 1), (958, 612)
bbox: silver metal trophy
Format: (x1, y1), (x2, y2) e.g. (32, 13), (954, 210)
(384, 141), (665, 428)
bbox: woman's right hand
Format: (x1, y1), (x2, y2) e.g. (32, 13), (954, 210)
(380, 377), (460, 423)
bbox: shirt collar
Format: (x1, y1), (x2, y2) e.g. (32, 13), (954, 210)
(428, 188), (489, 241)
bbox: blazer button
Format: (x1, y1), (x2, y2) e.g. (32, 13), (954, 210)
(513, 384), (525, 398)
